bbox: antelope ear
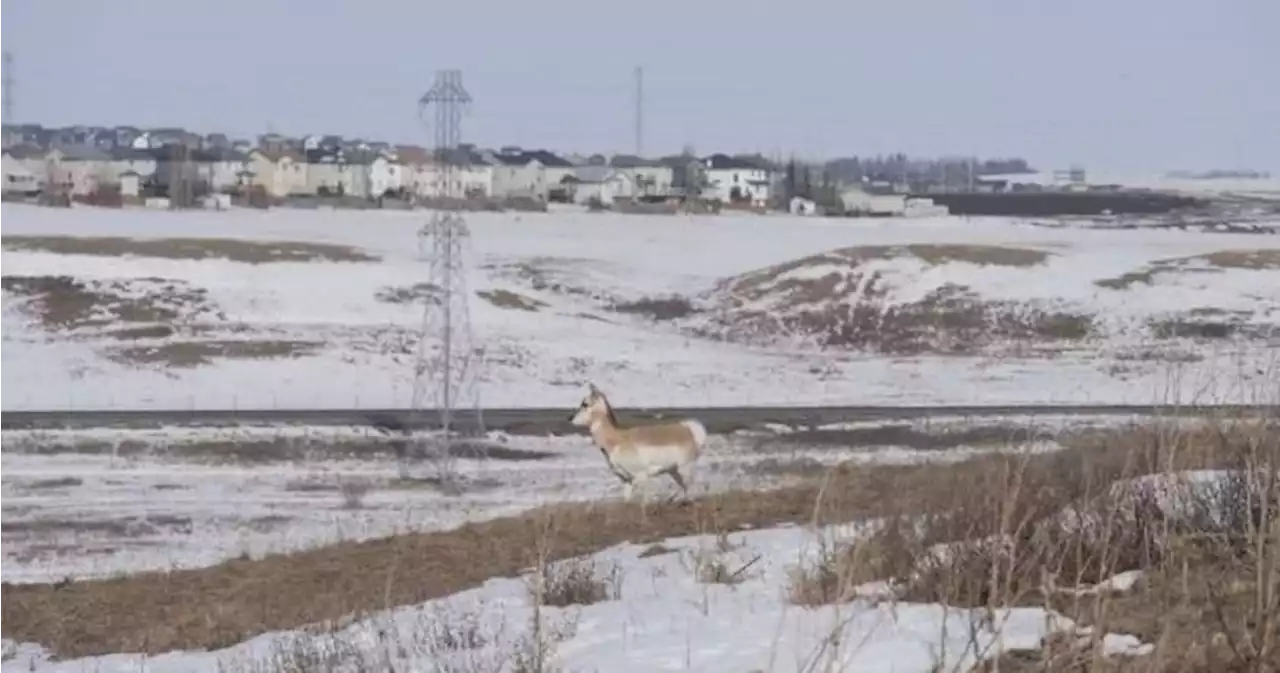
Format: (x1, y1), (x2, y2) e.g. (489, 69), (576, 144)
(587, 381), (600, 395)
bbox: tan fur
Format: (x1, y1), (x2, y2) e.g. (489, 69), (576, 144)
(569, 383), (706, 503)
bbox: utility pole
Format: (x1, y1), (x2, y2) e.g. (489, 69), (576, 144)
(634, 65), (644, 157)
(2, 51), (15, 125)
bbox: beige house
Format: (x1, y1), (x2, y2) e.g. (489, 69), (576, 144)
(249, 148), (308, 197)
(2, 153), (41, 194)
(45, 146), (116, 196)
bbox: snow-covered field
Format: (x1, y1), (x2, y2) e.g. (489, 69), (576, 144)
(1, 415), (1086, 583)
(2, 203), (1278, 410)
(1, 519), (1155, 673)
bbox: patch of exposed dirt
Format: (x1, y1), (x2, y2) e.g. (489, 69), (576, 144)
(374, 282), (440, 305)
(1095, 248), (1280, 289)
(692, 245), (1089, 355)
(3, 436), (557, 464)
(106, 325), (177, 340)
(2, 276), (221, 332)
(479, 257), (617, 304)
(476, 289), (547, 312)
(1, 515), (191, 538)
(106, 339), (322, 368)
(612, 296), (698, 320)
(21, 477), (83, 490)
(754, 423), (1054, 452)
(3, 236), (379, 264)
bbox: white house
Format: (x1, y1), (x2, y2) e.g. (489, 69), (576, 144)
(703, 154), (772, 207)
(369, 153), (403, 197)
(2, 153), (41, 194)
(609, 156), (676, 196)
(489, 150), (546, 199)
(411, 159), (495, 200)
(202, 149), (251, 193)
(569, 166), (636, 205)
(307, 152), (375, 198)
(119, 170), (142, 198)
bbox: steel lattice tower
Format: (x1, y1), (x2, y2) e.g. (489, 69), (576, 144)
(409, 69), (484, 480)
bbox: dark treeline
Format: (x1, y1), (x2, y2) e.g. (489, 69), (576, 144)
(781, 155), (1036, 208)
(823, 155), (1035, 184)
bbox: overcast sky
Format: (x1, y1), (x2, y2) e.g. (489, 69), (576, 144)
(3, 0), (1276, 174)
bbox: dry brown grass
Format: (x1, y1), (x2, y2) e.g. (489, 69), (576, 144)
(786, 415), (1280, 672)
(374, 282), (440, 305)
(704, 244), (1090, 354)
(476, 289), (547, 312)
(3, 416), (1276, 671)
(106, 339), (322, 367)
(1095, 249), (1280, 290)
(0, 457), (959, 657)
(612, 296), (698, 320)
(1, 275), (221, 332)
(2, 235), (378, 264)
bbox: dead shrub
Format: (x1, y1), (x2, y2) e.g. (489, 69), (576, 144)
(532, 557), (622, 607)
(789, 519), (920, 605)
(339, 480), (371, 509)
(792, 415), (1279, 611)
(688, 549), (762, 586)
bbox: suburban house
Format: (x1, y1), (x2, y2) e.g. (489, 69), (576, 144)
(566, 166), (636, 205)
(702, 154), (772, 206)
(405, 147), (494, 199)
(369, 151), (403, 198)
(610, 155), (675, 196)
(249, 148), (308, 198)
(3, 145), (52, 182)
(304, 148), (373, 198)
(118, 170), (143, 198)
(525, 149), (575, 188)
(395, 145), (432, 196)
(45, 145), (115, 196)
(305, 149), (346, 195)
(488, 147), (547, 199)
(2, 153), (41, 195)
(108, 148), (158, 181)
(201, 148), (251, 192)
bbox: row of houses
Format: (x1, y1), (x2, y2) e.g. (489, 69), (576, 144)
(3, 139), (777, 207)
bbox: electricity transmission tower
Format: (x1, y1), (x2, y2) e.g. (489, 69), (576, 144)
(408, 69), (484, 481)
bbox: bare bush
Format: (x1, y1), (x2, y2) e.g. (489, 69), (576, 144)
(339, 480), (371, 509)
(687, 548), (762, 586)
(788, 414), (1280, 672)
(532, 557), (623, 607)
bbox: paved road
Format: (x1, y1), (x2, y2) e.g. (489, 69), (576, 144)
(3, 404), (1275, 435)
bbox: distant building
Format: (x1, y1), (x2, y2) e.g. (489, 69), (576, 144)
(565, 166), (636, 206)
(702, 154), (772, 207)
(2, 153), (41, 195)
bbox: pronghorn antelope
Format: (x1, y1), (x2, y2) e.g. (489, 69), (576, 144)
(569, 383), (706, 503)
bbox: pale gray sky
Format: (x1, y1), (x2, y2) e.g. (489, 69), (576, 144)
(3, 0), (1276, 173)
